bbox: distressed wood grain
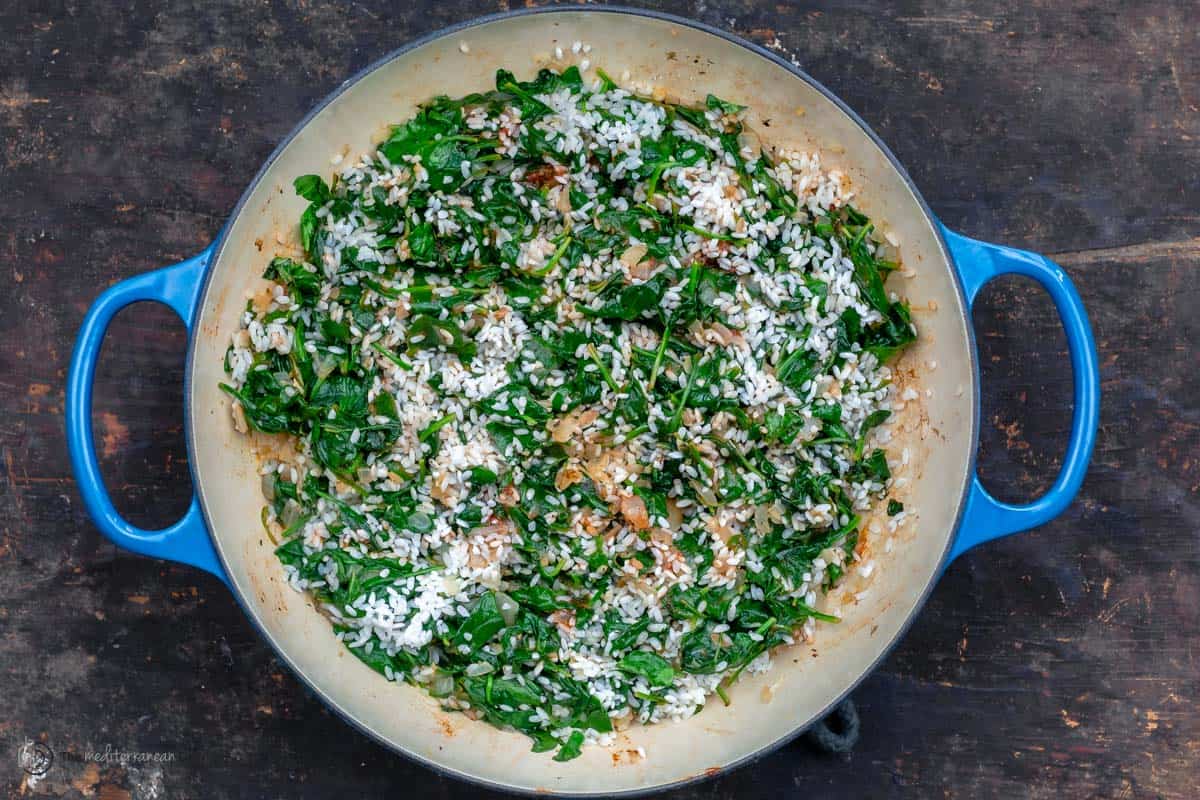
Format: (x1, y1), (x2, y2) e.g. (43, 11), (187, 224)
(0, 1), (1196, 798)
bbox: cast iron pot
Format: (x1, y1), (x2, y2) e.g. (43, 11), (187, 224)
(66, 7), (1100, 796)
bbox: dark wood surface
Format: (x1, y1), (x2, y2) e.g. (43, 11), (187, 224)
(2, 1), (1197, 797)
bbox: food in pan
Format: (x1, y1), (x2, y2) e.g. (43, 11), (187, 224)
(221, 63), (916, 760)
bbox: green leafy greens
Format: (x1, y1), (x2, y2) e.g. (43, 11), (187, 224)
(222, 64), (917, 762)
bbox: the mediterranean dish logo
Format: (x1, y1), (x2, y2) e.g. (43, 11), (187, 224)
(16, 737), (176, 777)
(16, 739), (53, 777)
(85, 744), (177, 765)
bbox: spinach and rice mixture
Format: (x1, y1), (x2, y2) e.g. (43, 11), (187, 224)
(222, 64), (916, 761)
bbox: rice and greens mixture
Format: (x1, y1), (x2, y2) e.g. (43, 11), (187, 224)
(221, 64), (916, 761)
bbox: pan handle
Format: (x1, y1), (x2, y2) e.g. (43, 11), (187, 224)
(66, 248), (228, 584)
(942, 227), (1099, 561)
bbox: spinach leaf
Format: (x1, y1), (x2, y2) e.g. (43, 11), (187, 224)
(553, 731), (585, 762)
(309, 375), (368, 418)
(299, 205), (320, 259)
(293, 174), (331, 204)
(407, 314), (477, 360)
(452, 592), (507, 652)
(618, 651), (675, 687)
(264, 257), (321, 301)
(705, 93), (746, 115)
(583, 271), (671, 321)
(508, 584), (567, 614)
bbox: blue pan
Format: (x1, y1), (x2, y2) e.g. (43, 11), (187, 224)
(66, 7), (1099, 795)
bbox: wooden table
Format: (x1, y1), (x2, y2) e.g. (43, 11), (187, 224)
(1, 1), (1196, 797)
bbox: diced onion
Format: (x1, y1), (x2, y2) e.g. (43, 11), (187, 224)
(551, 414), (581, 444)
(619, 494), (650, 530)
(465, 662), (495, 677)
(620, 243), (648, 268)
(430, 671), (455, 697)
(554, 464), (583, 492)
(708, 322), (737, 346)
(737, 129), (761, 156)
(407, 510), (433, 532)
(666, 499), (684, 529)
(281, 498), (302, 528)
(755, 504), (770, 535)
(261, 472), (277, 502)
(495, 591), (520, 626)
(690, 480), (719, 508)
(315, 354), (338, 379)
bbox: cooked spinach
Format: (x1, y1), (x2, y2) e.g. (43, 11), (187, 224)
(222, 63), (917, 762)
